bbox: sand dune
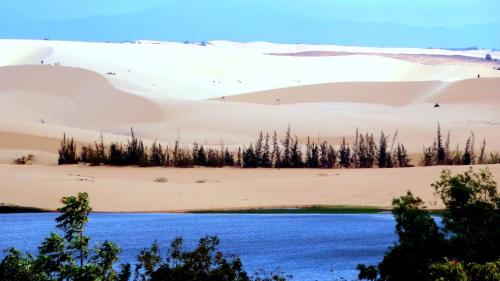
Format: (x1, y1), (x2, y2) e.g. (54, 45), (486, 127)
(0, 97), (499, 165)
(0, 43), (53, 65)
(145, 99), (500, 148)
(1, 40), (499, 100)
(0, 39), (499, 212)
(0, 122), (175, 164)
(1, 70), (499, 160)
(211, 41), (500, 60)
(434, 78), (500, 104)
(220, 78), (500, 106)
(220, 81), (441, 106)
(1, 164), (499, 212)
(0, 65), (163, 131)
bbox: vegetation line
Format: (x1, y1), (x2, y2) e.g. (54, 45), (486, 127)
(0, 203), (49, 214)
(0, 205), (394, 214)
(189, 205), (389, 214)
(56, 123), (500, 169)
(1, 168), (499, 280)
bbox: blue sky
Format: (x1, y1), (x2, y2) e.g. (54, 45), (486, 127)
(1, 0), (499, 48)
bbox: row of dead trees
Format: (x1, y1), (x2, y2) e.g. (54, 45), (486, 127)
(58, 125), (499, 168)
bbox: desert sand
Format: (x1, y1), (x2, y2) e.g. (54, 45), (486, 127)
(1, 65), (499, 161)
(1, 39), (499, 211)
(1, 39), (499, 100)
(2, 164), (499, 212)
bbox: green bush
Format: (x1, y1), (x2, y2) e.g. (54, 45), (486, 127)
(358, 168), (500, 281)
(0, 193), (288, 281)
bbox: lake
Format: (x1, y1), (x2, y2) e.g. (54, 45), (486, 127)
(0, 213), (398, 280)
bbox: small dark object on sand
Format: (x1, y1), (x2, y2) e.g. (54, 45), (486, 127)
(434, 102), (440, 108)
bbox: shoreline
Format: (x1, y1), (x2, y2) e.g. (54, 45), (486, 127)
(1, 164), (498, 213)
(0, 204), (387, 214)
(0, 203), (447, 215)
(0, 203), (49, 213)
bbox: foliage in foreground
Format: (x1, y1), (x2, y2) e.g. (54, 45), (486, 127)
(3, 168), (500, 280)
(430, 258), (500, 281)
(0, 193), (288, 281)
(358, 168), (500, 281)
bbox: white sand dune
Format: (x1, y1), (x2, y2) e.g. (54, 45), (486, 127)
(0, 39), (499, 211)
(0, 65), (499, 159)
(211, 41), (500, 60)
(1, 39), (499, 100)
(0, 65), (163, 130)
(2, 98), (499, 161)
(221, 78), (500, 106)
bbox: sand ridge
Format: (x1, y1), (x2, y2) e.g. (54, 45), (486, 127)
(0, 65), (164, 130)
(218, 78), (500, 106)
(1, 39), (499, 100)
(1, 66), (500, 158)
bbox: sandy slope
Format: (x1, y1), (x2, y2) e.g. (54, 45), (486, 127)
(0, 121), (179, 164)
(0, 68), (169, 165)
(0, 65), (163, 129)
(0, 40), (500, 212)
(0, 65), (166, 164)
(2, 164), (499, 212)
(220, 78), (500, 106)
(1, 39), (499, 100)
(1, 66), (500, 160)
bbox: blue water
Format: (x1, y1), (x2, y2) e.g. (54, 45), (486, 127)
(0, 213), (398, 280)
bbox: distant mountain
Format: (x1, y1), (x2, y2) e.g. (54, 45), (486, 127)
(1, 2), (499, 48)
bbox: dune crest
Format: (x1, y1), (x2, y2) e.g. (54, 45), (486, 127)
(1, 39), (499, 100)
(0, 65), (163, 130)
(219, 78), (500, 106)
(0, 40), (499, 163)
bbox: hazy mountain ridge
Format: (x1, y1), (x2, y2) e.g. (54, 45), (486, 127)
(1, 4), (499, 48)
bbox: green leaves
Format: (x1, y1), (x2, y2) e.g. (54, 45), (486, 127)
(135, 236), (252, 281)
(56, 192), (92, 240)
(431, 258), (500, 281)
(432, 168), (500, 263)
(432, 168), (498, 207)
(135, 241), (162, 280)
(37, 232), (72, 277)
(56, 192), (93, 267)
(375, 191), (446, 281)
(93, 241), (122, 281)
(1, 192), (276, 281)
(362, 168), (500, 281)
(1, 192), (126, 281)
